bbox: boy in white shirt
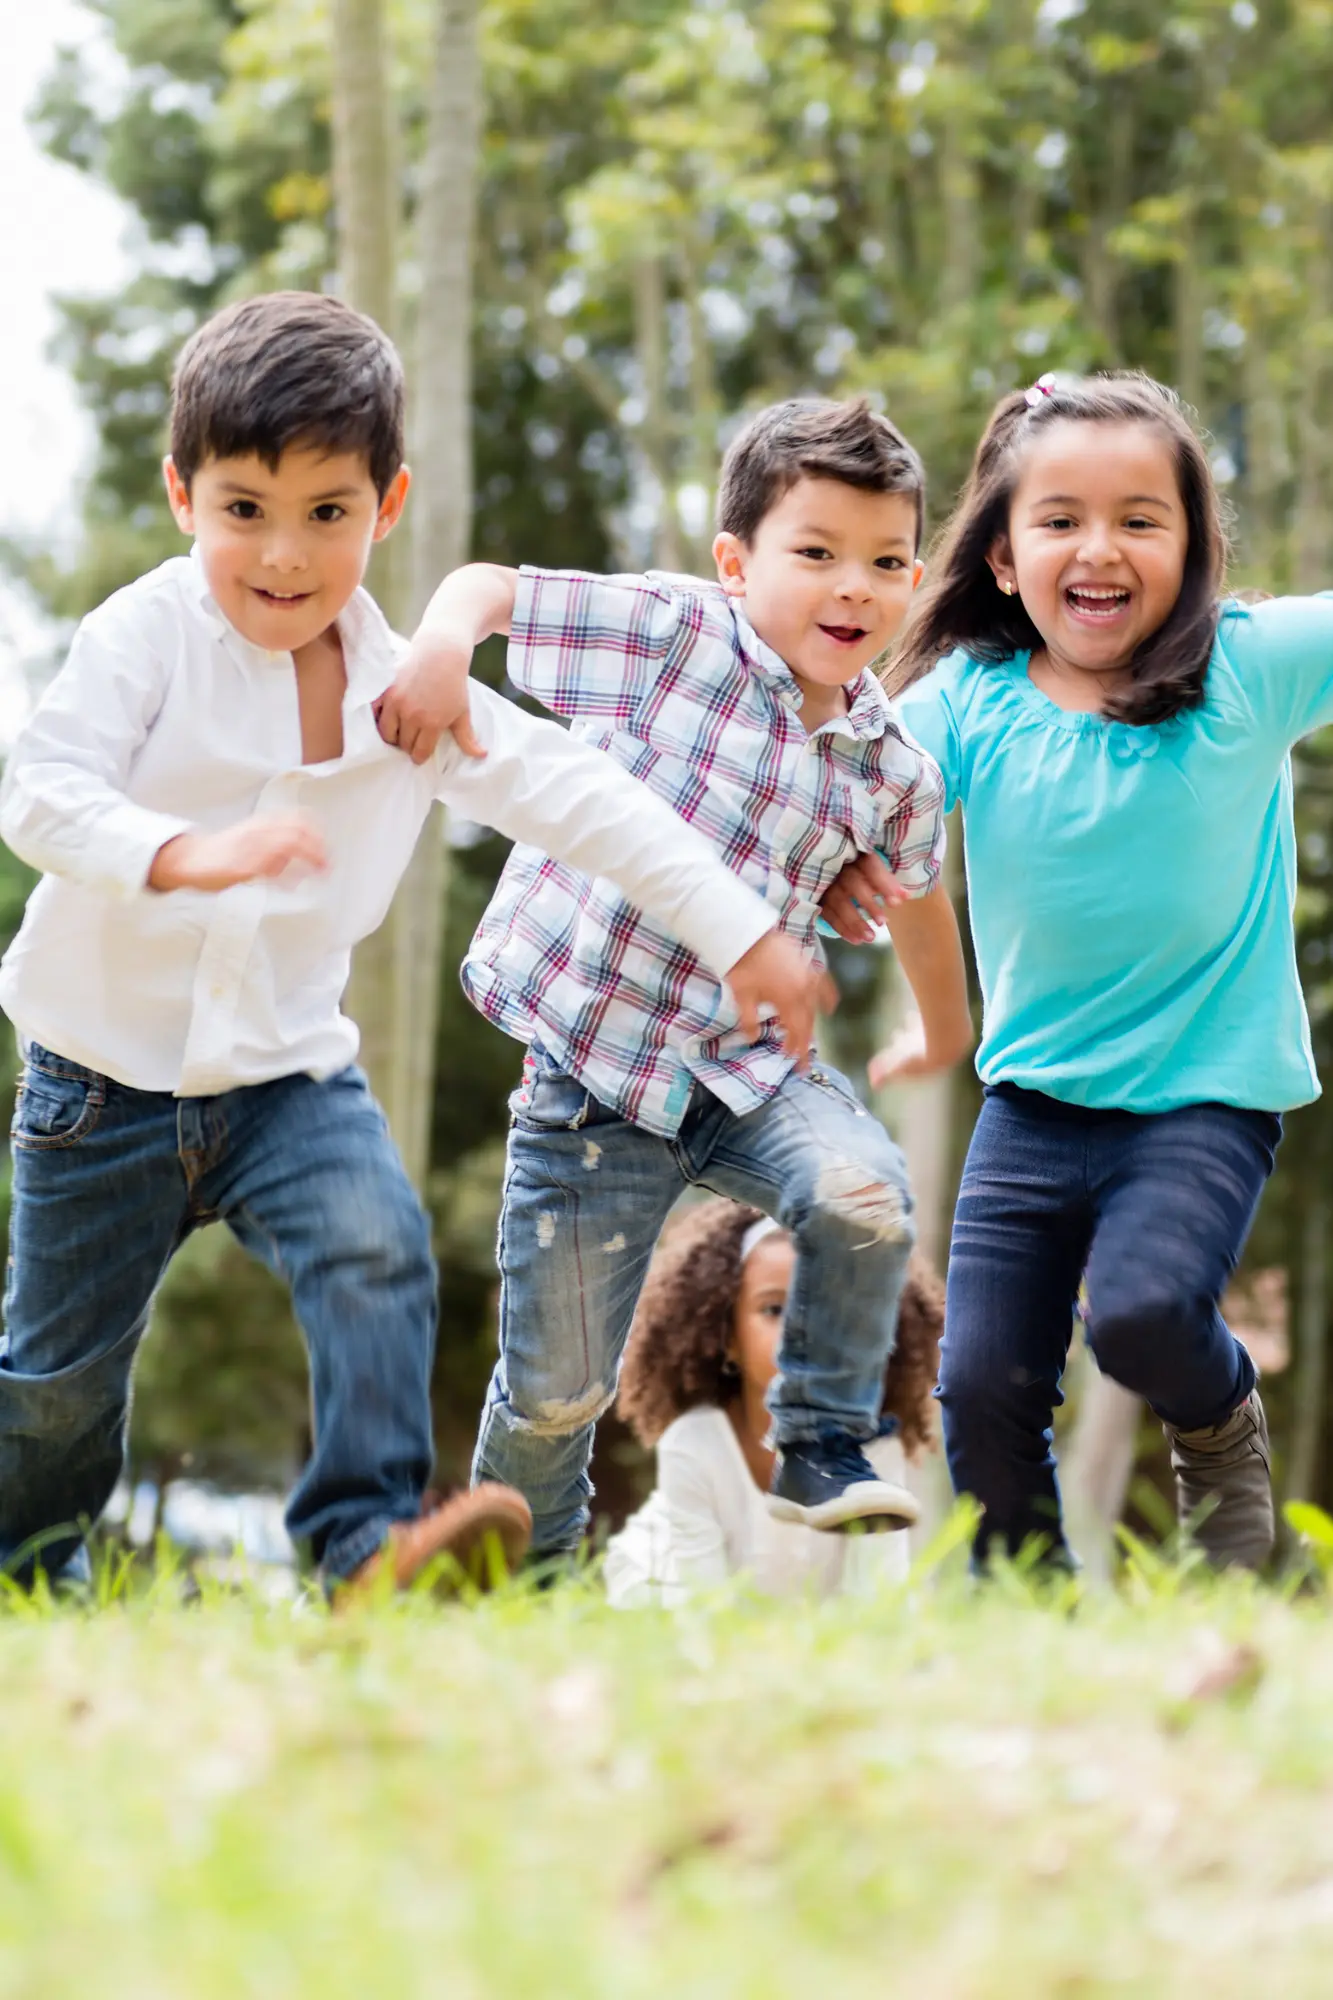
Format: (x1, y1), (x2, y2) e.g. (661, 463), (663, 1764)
(0, 290), (819, 1595)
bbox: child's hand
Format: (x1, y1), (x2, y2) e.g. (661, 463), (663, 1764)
(149, 816), (329, 893)
(376, 629), (485, 766)
(819, 851), (910, 943)
(726, 933), (837, 1071)
(868, 1013), (964, 1088)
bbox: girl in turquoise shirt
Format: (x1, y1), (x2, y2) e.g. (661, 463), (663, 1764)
(825, 371), (1333, 1572)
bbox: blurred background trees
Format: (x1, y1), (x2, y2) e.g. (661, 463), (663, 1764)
(6, 0), (1333, 1538)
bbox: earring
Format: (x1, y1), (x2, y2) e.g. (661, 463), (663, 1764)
(1000, 581), (1017, 597)
(721, 1355), (742, 1386)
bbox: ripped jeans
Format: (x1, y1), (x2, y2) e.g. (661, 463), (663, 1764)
(473, 1041), (916, 1555)
(0, 1047), (437, 1584)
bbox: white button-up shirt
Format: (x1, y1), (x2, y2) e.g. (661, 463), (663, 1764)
(0, 556), (775, 1097)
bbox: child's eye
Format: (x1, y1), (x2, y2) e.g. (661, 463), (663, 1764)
(1124, 514), (1159, 531)
(226, 501), (261, 521)
(1042, 514), (1077, 531)
(760, 1302), (785, 1321)
(312, 503), (346, 523)
(875, 555), (907, 571)
(795, 546), (833, 561)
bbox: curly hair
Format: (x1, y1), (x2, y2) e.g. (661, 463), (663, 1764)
(616, 1198), (944, 1460)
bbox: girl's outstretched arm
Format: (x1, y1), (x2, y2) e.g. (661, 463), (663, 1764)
(869, 885), (974, 1085)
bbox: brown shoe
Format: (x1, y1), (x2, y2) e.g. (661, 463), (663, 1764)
(338, 1483), (532, 1602)
(1165, 1390), (1274, 1571)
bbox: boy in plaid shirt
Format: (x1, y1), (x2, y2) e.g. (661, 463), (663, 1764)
(377, 399), (973, 1556)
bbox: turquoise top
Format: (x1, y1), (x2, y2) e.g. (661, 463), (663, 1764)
(895, 597), (1333, 1114)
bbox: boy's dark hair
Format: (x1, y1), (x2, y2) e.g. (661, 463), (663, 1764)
(170, 291), (405, 498)
(616, 1197), (943, 1459)
(890, 371), (1228, 727)
(716, 397), (926, 548)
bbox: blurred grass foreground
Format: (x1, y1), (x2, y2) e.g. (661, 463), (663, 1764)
(5, 1536), (1333, 1999)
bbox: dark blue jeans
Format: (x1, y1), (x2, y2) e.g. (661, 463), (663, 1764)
(0, 1045), (437, 1583)
(940, 1085), (1281, 1562)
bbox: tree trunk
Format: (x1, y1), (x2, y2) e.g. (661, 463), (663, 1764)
(1293, 206), (1333, 594)
(1241, 301), (1290, 585)
(939, 94), (979, 315)
(333, 0), (482, 1188)
(1173, 197), (1205, 414)
(331, 0), (409, 1146)
(330, 0), (396, 329)
(1287, 1190), (1329, 1506)
(387, 0), (483, 1190)
(634, 251), (684, 571)
(1063, 1363), (1141, 1583)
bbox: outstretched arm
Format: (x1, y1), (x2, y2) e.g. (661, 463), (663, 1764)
(435, 681), (834, 1067)
(375, 562), (520, 764)
(867, 885), (973, 1086)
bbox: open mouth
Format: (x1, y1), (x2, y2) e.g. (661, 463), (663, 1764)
(818, 623), (869, 647)
(252, 587), (314, 607)
(1064, 585), (1131, 621)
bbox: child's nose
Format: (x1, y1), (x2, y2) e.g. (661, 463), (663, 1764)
(262, 532), (309, 572)
(1076, 523), (1120, 564)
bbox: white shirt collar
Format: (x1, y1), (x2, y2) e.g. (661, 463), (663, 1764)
(184, 544), (401, 705)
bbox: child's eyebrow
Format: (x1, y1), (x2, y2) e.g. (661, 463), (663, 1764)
(1029, 492), (1175, 511)
(790, 522), (914, 550)
(212, 481), (363, 502)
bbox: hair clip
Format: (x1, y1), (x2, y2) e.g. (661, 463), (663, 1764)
(1024, 372), (1057, 408)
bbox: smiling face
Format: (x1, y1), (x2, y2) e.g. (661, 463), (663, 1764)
(163, 445), (408, 655)
(713, 477), (922, 723)
(988, 420), (1189, 699)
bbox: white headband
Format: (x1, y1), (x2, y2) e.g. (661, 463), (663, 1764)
(739, 1216), (784, 1264)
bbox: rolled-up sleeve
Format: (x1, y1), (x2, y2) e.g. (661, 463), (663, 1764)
(875, 738), (947, 899)
(0, 601), (191, 898)
(433, 682), (776, 977)
(505, 566), (683, 722)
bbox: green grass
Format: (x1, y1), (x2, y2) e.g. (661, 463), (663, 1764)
(4, 1534), (1333, 1999)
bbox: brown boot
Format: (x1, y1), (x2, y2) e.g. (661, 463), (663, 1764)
(338, 1483), (532, 1602)
(1164, 1390), (1273, 1571)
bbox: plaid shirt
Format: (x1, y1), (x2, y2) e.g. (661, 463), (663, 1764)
(463, 566), (946, 1138)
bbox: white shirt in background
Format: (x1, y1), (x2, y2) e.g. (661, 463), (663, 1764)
(0, 556), (775, 1095)
(604, 1405), (913, 1606)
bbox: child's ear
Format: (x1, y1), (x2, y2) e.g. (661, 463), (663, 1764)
(163, 456), (194, 534)
(373, 465), (411, 542)
(986, 532), (1017, 598)
(713, 531), (748, 599)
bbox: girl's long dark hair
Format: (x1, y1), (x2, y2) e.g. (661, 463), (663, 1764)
(889, 372), (1228, 727)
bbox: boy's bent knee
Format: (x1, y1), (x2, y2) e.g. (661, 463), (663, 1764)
(505, 1380), (615, 1437)
(809, 1160), (915, 1247)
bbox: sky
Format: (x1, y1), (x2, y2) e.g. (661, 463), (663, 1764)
(0, 1), (130, 729)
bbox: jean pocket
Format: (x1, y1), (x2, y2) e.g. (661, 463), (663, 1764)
(805, 1063), (868, 1116)
(12, 1064), (106, 1152)
(508, 1059), (596, 1133)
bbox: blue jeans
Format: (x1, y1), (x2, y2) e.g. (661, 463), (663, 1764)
(473, 1043), (916, 1555)
(1, 1045), (437, 1583)
(941, 1084), (1281, 1562)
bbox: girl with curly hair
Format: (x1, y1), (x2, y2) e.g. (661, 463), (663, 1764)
(604, 1198), (943, 1605)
